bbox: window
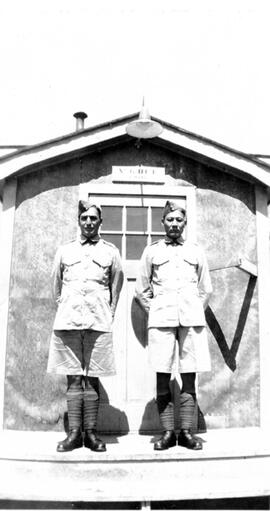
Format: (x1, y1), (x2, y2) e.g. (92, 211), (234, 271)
(79, 183), (195, 261)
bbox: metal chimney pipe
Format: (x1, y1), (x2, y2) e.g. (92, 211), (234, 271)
(73, 111), (88, 131)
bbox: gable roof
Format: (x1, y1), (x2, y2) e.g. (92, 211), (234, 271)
(0, 112), (270, 191)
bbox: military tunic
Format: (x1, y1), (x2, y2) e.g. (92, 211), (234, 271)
(47, 236), (123, 376)
(135, 236), (212, 373)
(135, 237), (212, 328)
(52, 236), (123, 331)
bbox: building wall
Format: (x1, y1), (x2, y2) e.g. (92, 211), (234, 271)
(3, 140), (259, 431)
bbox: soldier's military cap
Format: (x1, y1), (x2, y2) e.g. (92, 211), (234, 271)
(162, 200), (186, 218)
(78, 200), (102, 219)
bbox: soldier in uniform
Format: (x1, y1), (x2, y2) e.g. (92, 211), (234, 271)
(47, 200), (124, 452)
(135, 200), (212, 451)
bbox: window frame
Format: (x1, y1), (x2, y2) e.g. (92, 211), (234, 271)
(79, 183), (197, 260)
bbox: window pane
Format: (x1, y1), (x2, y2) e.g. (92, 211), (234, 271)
(126, 235), (147, 259)
(127, 207), (147, 232)
(151, 207), (164, 232)
(102, 234), (122, 254)
(101, 206), (122, 231)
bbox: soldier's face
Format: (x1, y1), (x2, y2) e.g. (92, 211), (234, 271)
(79, 207), (102, 239)
(162, 210), (186, 239)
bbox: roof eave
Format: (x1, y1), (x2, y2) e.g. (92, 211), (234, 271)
(0, 113), (270, 191)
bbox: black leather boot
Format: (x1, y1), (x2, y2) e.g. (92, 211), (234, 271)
(154, 430), (176, 451)
(178, 429), (202, 450)
(84, 430), (106, 452)
(57, 429), (83, 452)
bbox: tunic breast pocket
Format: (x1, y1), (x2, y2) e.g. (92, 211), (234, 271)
(183, 255), (198, 282)
(92, 255), (112, 283)
(152, 255), (170, 283)
(62, 257), (82, 281)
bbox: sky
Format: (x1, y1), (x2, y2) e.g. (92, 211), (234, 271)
(0, 0), (270, 154)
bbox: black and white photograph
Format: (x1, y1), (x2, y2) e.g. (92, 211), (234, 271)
(0, 1), (270, 510)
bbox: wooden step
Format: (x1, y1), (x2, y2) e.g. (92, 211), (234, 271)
(0, 428), (270, 504)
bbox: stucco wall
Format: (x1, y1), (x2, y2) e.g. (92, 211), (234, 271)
(4, 140), (259, 431)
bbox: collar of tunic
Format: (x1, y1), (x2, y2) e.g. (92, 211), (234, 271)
(79, 234), (101, 245)
(164, 235), (184, 245)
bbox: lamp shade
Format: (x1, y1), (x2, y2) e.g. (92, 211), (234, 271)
(126, 105), (163, 139)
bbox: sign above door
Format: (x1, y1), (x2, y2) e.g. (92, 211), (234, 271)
(112, 165), (165, 184)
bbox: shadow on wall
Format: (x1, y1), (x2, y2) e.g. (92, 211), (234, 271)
(131, 297), (148, 348)
(98, 382), (129, 435)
